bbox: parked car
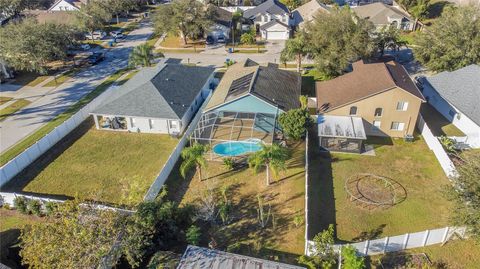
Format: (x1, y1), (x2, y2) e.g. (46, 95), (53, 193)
(205, 35), (214, 45)
(110, 30), (125, 39)
(217, 35), (226, 43)
(85, 31), (106, 40)
(87, 52), (105, 65)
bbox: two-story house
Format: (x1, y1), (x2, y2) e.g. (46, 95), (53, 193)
(48, 0), (87, 11)
(315, 60), (425, 153)
(242, 0), (292, 40)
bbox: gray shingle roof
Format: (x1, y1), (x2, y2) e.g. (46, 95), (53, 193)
(177, 245), (306, 269)
(425, 64), (480, 126)
(260, 19), (290, 30)
(92, 61), (214, 119)
(243, 0), (290, 19)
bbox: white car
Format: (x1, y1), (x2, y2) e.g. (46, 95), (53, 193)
(85, 31), (106, 40)
(110, 30), (125, 39)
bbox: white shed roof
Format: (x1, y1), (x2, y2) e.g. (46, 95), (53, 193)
(317, 115), (366, 139)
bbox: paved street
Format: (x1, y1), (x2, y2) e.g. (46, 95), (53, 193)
(0, 20), (154, 153)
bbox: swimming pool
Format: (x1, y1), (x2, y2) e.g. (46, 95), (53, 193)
(212, 139), (262, 156)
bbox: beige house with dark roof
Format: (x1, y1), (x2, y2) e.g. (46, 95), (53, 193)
(316, 60), (425, 152)
(292, 0), (330, 28)
(352, 3), (415, 31)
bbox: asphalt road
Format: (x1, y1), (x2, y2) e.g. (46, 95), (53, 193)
(0, 21), (154, 153)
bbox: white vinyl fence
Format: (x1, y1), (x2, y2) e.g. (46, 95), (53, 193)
(417, 115), (457, 178)
(0, 81), (125, 187)
(304, 131), (309, 255)
(143, 91), (213, 201)
(306, 227), (467, 257)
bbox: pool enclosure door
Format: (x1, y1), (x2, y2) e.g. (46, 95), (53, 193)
(320, 137), (363, 153)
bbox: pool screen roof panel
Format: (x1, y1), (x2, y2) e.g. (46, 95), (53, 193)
(317, 115), (367, 139)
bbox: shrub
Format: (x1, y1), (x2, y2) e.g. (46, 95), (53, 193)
(222, 158), (235, 170)
(278, 108), (312, 141)
(293, 215), (304, 227)
(45, 201), (58, 216)
(28, 199), (43, 216)
(14, 196), (28, 214)
(227, 242), (242, 253)
(342, 245), (365, 269)
(186, 225), (201, 246)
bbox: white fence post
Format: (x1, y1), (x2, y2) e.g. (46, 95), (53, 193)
(383, 237), (390, 253)
(402, 233), (410, 250)
(422, 230), (430, 246)
(363, 240), (370, 256)
(441, 227), (449, 243)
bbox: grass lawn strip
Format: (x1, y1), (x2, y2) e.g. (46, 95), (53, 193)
(42, 69), (77, 87)
(0, 208), (41, 232)
(0, 97), (13, 105)
(165, 141), (306, 263)
(0, 68), (130, 166)
(330, 136), (453, 241)
(0, 99), (32, 121)
(11, 120), (178, 206)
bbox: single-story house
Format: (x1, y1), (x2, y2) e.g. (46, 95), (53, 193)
(421, 64), (480, 148)
(90, 60), (215, 135)
(316, 60), (425, 153)
(352, 3), (415, 31)
(48, 0), (86, 11)
(243, 0), (292, 40)
(292, 0), (330, 28)
(26, 10), (77, 25)
(191, 59), (301, 146)
(209, 5), (232, 41)
(178, 245), (306, 269)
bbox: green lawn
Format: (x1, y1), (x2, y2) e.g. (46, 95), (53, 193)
(0, 68), (130, 166)
(0, 208), (41, 232)
(165, 141), (306, 264)
(0, 97), (13, 105)
(308, 132), (453, 242)
(2, 120), (178, 206)
(43, 69), (77, 87)
(0, 99), (31, 121)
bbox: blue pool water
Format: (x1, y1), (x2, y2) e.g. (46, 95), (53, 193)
(213, 140), (262, 156)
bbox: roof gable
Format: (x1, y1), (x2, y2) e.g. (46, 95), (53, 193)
(292, 0), (330, 25)
(260, 19), (290, 30)
(425, 64), (480, 126)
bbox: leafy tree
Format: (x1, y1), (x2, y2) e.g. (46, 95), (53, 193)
(240, 27), (256, 45)
(0, 0), (30, 17)
(222, 157), (235, 170)
(305, 6), (375, 77)
(342, 245), (365, 269)
(374, 26), (408, 56)
(445, 150), (480, 242)
(280, 31), (310, 72)
(153, 0), (214, 45)
(413, 5), (480, 72)
(280, 0), (301, 10)
(278, 108), (311, 141)
(248, 144), (290, 186)
(129, 43), (155, 67)
(20, 199), (125, 269)
(75, 0), (113, 40)
(180, 143), (208, 181)
(410, 0), (430, 31)
(186, 225), (202, 245)
(27, 199), (42, 216)
(109, 0), (137, 24)
(0, 19), (75, 74)
(303, 224), (337, 269)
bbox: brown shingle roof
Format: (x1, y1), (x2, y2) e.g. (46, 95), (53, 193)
(26, 10), (77, 25)
(316, 60), (425, 112)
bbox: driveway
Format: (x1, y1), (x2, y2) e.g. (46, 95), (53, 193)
(0, 20), (154, 153)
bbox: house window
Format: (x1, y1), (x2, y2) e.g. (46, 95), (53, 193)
(130, 118), (136, 128)
(349, 106), (357, 115)
(391, 121), (405, 131)
(169, 120), (178, 130)
(396, 101), (409, 111)
(448, 110), (455, 118)
(374, 108), (383, 117)
(373, 120), (381, 130)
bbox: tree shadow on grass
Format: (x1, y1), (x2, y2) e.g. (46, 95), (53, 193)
(351, 224), (387, 242)
(427, 1), (453, 19)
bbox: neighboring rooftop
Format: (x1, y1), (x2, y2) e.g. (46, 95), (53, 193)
(243, 0), (289, 19)
(206, 59), (301, 112)
(26, 10), (76, 25)
(425, 64), (480, 126)
(92, 60), (214, 119)
(352, 2), (411, 25)
(317, 115), (367, 139)
(292, 0), (330, 26)
(49, 0), (87, 10)
(316, 60), (425, 112)
(177, 245), (306, 269)
(210, 4), (232, 27)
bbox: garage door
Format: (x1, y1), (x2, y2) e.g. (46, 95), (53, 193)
(266, 31), (287, 40)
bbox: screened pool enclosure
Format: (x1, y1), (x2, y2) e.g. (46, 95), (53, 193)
(190, 111), (281, 158)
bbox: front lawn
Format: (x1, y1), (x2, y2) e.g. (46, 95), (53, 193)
(159, 35), (205, 49)
(1, 119), (179, 206)
(165, 141), (306, 263)
(308, 132), (453, 242)
(0, 99), (31, 121)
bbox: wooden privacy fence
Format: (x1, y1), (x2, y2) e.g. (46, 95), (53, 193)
(306, 226), (467, 257)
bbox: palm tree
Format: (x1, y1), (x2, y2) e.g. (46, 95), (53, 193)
(410, 0), (429, 31)
(248, 144), (290, 186)
(280, 32), (310, 72)
(180, 143), (208, 181)
(128, 44), (159, 68)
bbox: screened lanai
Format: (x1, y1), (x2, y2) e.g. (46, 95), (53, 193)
(191, 110), (280, 147)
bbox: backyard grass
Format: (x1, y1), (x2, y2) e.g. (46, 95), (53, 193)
(165, 141), (306, 263)
(43, 69), (77, 87)
(0, 209), (41, 232)
(0, 97), (13, 105)
(2, 119), (179, 206)
(0, 99), (31, 121)
(308, 131), (453, 242)
(9, 71), (52, 86)
(421, 104), (465, 137)
(0, 68), (130, 166)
